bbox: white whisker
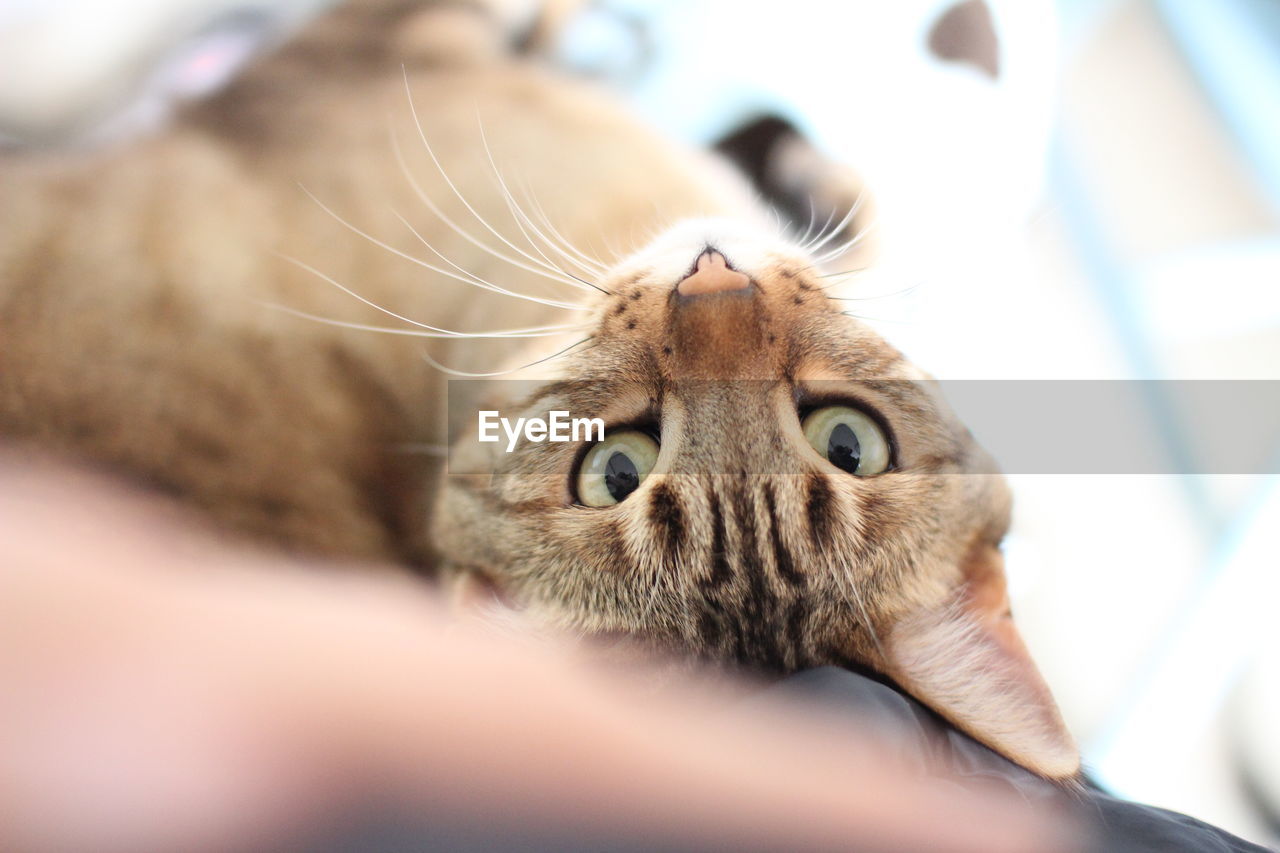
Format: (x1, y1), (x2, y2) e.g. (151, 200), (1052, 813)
(496, 172), (606, 286)
(476, 121), (578, 281)
(806, 189), (867, 255)
(390, 127), (589, 296)
(473, 111), (606, 290)
(421, 336), (591, 378)
(800, 198), (836, 250)
(278, 254), (575, 335)
(389, 209), (580, 309)
(514, 174), (608, 274)
(840, 309), (912, 325)
(827, 281), (921, 301)
(299, 184), (578, 310)
(802, 205), (838, 252)
(814, 217), (878, 265)
(264, 301), (586, 339)
(591, 220), (625, 265)
(796, 196), (818, 245)
(390, 128), (589, 296)
(400, 71), (589, 291)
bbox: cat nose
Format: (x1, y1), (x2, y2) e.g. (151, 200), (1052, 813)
(676, 249), (751, 297)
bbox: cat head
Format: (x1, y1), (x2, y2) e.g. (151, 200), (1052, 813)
(433, 217), (1077, 780)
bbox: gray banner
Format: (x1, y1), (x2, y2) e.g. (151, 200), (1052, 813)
(444, 380), (1280, 475)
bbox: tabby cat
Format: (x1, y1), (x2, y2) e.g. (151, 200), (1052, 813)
(0, 0), (1077, 779)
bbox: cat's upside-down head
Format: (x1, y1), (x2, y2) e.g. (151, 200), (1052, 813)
(435, 218), (1078, 780)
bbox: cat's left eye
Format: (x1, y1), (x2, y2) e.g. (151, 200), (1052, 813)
(802, 405), (891, 476)
(575, 430), (660, 507)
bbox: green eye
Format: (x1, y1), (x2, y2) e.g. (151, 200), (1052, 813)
(802, 406), (891, 476)
(576, 430), (660, 506)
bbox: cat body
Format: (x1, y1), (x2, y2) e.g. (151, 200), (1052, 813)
(0, 1), (752, 561)
(0, 0), (1078, 779)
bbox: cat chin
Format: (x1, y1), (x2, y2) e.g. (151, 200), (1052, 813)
(614, 217), (806, 286)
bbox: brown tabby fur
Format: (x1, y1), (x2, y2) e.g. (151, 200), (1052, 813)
(0, 0), (1078, 778)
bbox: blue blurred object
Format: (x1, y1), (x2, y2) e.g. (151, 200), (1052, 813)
(1050, 0), (1280, 828)
(1157, 0), (1280, 212)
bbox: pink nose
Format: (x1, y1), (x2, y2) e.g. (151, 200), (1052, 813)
(676, 250), (751, 297)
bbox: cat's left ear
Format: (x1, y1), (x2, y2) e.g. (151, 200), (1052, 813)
(877, 543), (1080, 779)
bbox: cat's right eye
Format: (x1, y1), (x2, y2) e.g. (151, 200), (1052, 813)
(575, 430), (660, 507)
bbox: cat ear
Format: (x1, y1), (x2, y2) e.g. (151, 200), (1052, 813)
(878, 544), (1079, 779)
(928, 0), (1000, 80)
(713, 115), (876, 266)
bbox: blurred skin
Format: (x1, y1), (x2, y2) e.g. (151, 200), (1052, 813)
(0, 453), (1084, 853)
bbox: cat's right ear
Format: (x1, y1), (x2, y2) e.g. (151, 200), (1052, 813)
(928, 0), (1000, 80)
(875, 543), (1080, 780)
(713, 115), (876, 266)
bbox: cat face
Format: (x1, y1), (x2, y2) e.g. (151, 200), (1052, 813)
(435, 218), (1077, 779)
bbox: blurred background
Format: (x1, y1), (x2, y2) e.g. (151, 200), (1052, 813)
(2, 0), (1278, 845)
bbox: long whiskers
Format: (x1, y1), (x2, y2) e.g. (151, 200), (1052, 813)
(299, 185), (579, 311)
(421, 335), (593, 378)
(400, 69), (597, 293)
(265, 301), (587, 339)
(279, 253), (504, 332)
(278, 254), (590, 340)
(839, 309), (915, 325)
(389, 209), (581, 310)
(799, 200), (836, 250)
(389, 129), (591, 298)
(473, 111), (608, 292)
(514, 175), (609, 275)
(803, 189), (867, 255)
(813, 217), (879, 265)
(827, 281), (923, 301)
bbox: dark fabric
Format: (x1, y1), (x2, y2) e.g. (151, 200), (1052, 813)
(761, 667), (1271, 853)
